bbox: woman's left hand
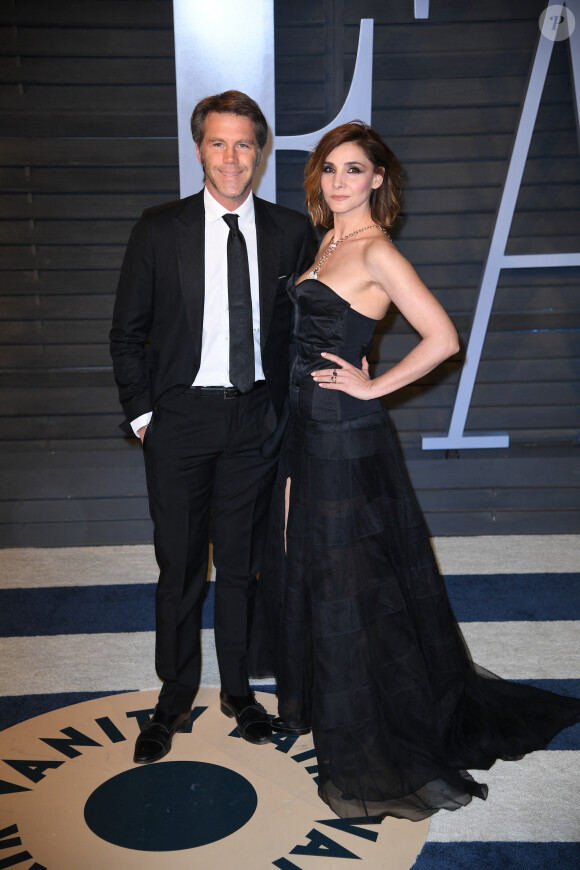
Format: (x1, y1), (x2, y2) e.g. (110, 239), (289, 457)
(311, 353), (376, 400)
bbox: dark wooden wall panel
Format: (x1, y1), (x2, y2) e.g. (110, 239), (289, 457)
(0, 0), (578, 545)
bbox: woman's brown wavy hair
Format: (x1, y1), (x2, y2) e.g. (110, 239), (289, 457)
(304, 121), (403, 228)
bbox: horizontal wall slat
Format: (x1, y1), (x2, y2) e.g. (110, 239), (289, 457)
(0, 26), (176, 56)
(0, 345), (111, 367)
(0, 246), (124, 270)
(0, 193), (175, 219)
(0, 221), (136, 245)
(0, 497), (151, 524)
(418, 487), (580, 511)
(0, 294), (115, 319)
(0, 138), (178, 165)
(0, 1), (174, 27)
(0, 271), (122, 294)
(0, 520), (155, 547)
(422, 511), (580, 536)
(0, 415), (123, 439)
(0, 57), (176, 84)
(370, 49), (569, 80)
(0, 386), (119, 414)
(0, 114), (179, 137)
(0, 167), (180, 193)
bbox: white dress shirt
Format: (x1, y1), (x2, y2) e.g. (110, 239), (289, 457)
(131, 187), (264, 435)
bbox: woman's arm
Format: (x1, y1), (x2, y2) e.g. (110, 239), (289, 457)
(313, 240), (459, 400)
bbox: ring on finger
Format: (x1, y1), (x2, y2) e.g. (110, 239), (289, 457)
(331, 369), (337, 383)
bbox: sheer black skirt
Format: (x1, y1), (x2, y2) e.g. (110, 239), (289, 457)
(250, 408), (580, 821)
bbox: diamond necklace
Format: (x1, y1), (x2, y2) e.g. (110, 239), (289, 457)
(306, 223), (388, 280)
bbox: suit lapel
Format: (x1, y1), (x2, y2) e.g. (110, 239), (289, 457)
(254, 196), (283, 350)
(173, 191), (205, 361)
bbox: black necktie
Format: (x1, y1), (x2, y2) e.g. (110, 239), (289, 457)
(222, 213), (255, 393)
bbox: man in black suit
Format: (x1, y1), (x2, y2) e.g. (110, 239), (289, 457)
(110, 90), (314, 763)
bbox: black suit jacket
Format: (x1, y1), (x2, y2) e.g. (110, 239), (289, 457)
(110, 190), (314, 435)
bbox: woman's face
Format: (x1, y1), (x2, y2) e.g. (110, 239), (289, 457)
(319, 141), (384, 219)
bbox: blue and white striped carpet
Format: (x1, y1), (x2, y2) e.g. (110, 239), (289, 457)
(0, 536), (578, 868)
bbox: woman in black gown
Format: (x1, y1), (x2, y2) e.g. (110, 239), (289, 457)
(251, 121), (580, 822)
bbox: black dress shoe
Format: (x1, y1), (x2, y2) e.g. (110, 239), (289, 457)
(133, 707), (191, 764)
(271, 717), (311, 736)
(220, 691), (272, 744)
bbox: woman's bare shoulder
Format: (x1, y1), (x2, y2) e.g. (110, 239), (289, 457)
(364, 231), (405, 273)
(364, 231), (431, 303)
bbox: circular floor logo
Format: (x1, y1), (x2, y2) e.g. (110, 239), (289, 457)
(0, 688), (428, 868)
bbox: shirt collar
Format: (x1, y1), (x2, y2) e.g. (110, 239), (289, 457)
(204, 186), (255, 225)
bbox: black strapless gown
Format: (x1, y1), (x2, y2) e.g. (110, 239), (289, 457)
(250, 277), (580, 822)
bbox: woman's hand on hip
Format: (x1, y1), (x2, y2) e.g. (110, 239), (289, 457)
(311, 353), (376, 400)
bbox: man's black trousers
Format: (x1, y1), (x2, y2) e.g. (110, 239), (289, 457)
(143, 383), (277, 715)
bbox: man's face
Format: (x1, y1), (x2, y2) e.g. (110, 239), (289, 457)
(196, 112), (260, 209)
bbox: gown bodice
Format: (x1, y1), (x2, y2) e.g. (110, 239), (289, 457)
(288, 277), (383, 421)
